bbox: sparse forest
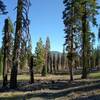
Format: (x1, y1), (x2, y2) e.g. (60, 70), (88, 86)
(0, 0), (100, 100)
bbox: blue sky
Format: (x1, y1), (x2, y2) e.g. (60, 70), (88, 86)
(0, 0), (100, 53)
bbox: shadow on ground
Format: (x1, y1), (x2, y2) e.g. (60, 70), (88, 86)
(74, 94), (100, 100)
(0, 79), (100, 100)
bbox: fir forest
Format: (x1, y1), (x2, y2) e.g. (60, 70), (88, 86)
(0, 0), (100, 100)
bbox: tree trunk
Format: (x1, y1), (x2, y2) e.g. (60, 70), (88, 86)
(47, 53), (50, 73)
(68, 56), (73, 81)
(3, 19), (9, 87)
(10, 0), (23, 89)
(29, 56), (34, 83)
(69, 25), (74, 81)
(69, 66), (73, 81)
(10, 60), (18, 88)
(50, 54), (53, 73)
(81, 4), (88, 79)
(3, 57), (8, 87)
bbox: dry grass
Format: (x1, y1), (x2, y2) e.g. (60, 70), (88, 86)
(0, 72), (100, 100)
(0, 74), (81, 81)
(0, 71), (100, 81)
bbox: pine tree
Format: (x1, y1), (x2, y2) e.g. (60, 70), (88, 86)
(0, 0), (7, 14)
(19, 39), (27, 70)
(53, 53), (56, 73)
(61, 45), (66, 70)
(10, 0), (31, 88)
(80, 0), (99, 78)
(49, 53), (53, 73)
(35, 38), (45, 73)
(2, 18), (14, 87)
(44, 37), (50, 75)
(63, 0), (99, 79)
(10, 0), (23, 88)
(27, 40), (34, 83)
(63, 0), (80, 81)
(95, 47), (100, 68)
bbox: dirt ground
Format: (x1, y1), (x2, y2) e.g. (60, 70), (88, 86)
(0, 74), (100, 100)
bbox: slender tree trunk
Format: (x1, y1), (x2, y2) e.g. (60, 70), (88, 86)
(10, 57), (18, 88)
(49, 54), (52, 73)
(29, 56), (34, 83)
(47, 53), (50, 73)
(69, 42), (74, 81)
(10, 47), (20, 88)
(3, 19), (9, 87)
(44, 51), (47, 76)
(69, 24), (74, 81)
(69, 60), (73, 81)
(10, 0), (23, 89)
(81, 4), (88, 79)
(57, 54), (59, 72)
(3, 57), (8, 87)
(69, 66), (73, 81)
(53, 54), (56, 73)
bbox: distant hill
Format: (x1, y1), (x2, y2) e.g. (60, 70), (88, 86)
(50, 51), (62, 55)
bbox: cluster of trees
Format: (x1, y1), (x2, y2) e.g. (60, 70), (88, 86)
(34, 37), (68, 75)
(63, 0), (100, 80)
(34, 39), (100, 76)
(0, 0), (100, 89)
(91, 47), (100, 69)
(0, 0), (33, 88)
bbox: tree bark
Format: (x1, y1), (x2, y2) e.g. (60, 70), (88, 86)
(81, 4), (88, 79)
(69, 66), (73, 81)
(3, 19), (9, 87)
(3, 57), (8, 87)
(29, 56), (34, 83)
(10, 0), (23, 89)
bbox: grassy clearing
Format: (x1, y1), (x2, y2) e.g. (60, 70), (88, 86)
(0, 72), (100, 82)
(0, 74), (81, 81)
(0, 71), (100, 81)
(89, 72), (100, 79)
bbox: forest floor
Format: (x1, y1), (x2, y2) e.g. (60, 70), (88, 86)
(0, 72), (100, 100)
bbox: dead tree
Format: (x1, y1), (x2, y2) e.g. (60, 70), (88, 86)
(10, 0), (31, 89)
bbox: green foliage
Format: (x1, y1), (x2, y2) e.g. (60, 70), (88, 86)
(80, 0), (99, 78)
(89, 48), (97, 68)
(20, 54), (27, 69)
(94, 47), (100, 67)
(89, 72), (100, 79)
(2, 18), (14, 70)
(45, 37), (50, 52)
(45, 36), (51, 74)
(41, 65), (47, 76)
(2, 17), (14, 33)
(63, 0), (81, 80)
(63, 0), (81, 57)
(0, 0), (7, 14)
(35, 38), (45, 73)
(19, 39), (32, 70)
(63, 0), (100, 79)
